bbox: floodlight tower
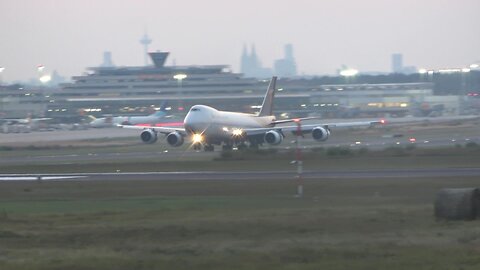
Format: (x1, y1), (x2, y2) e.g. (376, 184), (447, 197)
(0, 67), (5, 85)
(139, 32), (152, 66)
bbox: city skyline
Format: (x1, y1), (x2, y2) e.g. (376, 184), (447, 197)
(0, 0), (479, 82)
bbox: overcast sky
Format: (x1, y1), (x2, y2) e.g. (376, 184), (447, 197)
(1, 0), (479, 82)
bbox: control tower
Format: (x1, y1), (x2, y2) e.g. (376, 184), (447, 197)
(139, 32), (152, 66)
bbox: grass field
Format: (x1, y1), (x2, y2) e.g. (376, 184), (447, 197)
(1, 175), (480, 270)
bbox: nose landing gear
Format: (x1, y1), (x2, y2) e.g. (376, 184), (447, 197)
(193, 142), (202, 151)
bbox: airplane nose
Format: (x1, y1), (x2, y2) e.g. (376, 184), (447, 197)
(184, 113), (209, 133)
(184, 121), (206, 133)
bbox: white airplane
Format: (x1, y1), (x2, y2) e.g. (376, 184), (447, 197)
(90, 102), (175, 128)
(119, 77), (381, 151)
(0, 116), (52, 133)
(0, 116), (51, 125)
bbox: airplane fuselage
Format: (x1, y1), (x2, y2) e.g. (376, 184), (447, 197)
(183, 105), (275, 144)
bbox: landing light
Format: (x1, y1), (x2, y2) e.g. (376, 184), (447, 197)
(380, 119), (387, 124)
(232, 128), (243, 136)
(192, 134), (203, 143)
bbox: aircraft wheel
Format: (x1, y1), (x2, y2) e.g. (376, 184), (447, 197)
(249, 143), (259, 150)
(204, 145), (214, 152)
(237, 143), (247, 150)
(193, 143), (202, 151)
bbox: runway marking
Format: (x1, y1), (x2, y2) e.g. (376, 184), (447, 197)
(0, 176), (88, 181)
(2, 168), (480, 182)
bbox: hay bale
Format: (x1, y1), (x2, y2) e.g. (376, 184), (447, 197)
(434, 188), (480, 220)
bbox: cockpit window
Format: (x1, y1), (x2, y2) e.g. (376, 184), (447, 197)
(191, 108), (200, 112)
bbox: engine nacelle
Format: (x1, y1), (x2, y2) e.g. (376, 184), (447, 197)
(312, 126), (330, 141)
(166, 132), (184, 147)
(140, 129), (158, 144)
(264, 130), (283, 145)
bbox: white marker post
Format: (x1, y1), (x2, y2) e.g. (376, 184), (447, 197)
(294, 119), (303, 198)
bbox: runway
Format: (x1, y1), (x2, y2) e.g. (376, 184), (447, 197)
(2, 167), (480, 181)
(2, 135), (479, 166)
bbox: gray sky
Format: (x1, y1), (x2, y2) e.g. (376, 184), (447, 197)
(1, 0), (479, 82)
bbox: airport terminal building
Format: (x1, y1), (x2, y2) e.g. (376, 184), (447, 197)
(0, 52), (468, 122)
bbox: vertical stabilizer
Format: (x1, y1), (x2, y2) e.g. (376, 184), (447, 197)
(159, 101), (168, 112)
(152, 101), (168, 117)
(258, 76), (277, 117)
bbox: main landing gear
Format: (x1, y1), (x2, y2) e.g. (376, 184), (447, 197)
(204, 144), (214, 152)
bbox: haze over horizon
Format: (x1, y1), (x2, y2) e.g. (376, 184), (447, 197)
(1, 0), (479, 82)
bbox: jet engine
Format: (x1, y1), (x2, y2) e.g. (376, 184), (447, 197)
(264, 130), (283, 145)
(166, 132), (184, 147)
(140, 129), (158, 144)
(312, 126), (330, 141)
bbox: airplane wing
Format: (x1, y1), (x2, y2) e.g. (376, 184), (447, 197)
(271, 116), (319, 125)
(242, 120), (382, 136)
(117, 124), (187, 136)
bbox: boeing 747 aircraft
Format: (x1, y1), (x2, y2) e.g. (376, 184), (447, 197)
(119, 77), (381, 151)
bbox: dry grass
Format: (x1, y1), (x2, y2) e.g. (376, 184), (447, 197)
(1, 176), (480, 269)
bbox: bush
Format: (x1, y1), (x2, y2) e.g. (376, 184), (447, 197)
(465, 142), (479, 149)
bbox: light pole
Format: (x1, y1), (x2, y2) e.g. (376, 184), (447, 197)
(418, 68), (427, 82)
(340, 68), (358, 84)
(173, 73), (187, 111)
(37, 65), (51, 85)
(0, 67), (5, 85)
(461, 68), (471, 114)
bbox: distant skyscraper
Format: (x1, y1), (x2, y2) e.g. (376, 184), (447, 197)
(240, 44), (272, 78)
(139, 32), (152, 66)
(100, 51), (114, 67)
(274, 44), (297, 77)
(240, 44), (249, 74)
(391, 53), (417, 74)
(392, 53), (403, 73)
(284, 44), (294, 60)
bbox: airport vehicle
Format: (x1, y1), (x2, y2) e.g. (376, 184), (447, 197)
(119, 77), (380, 151)
(90, 102), (171, 128)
